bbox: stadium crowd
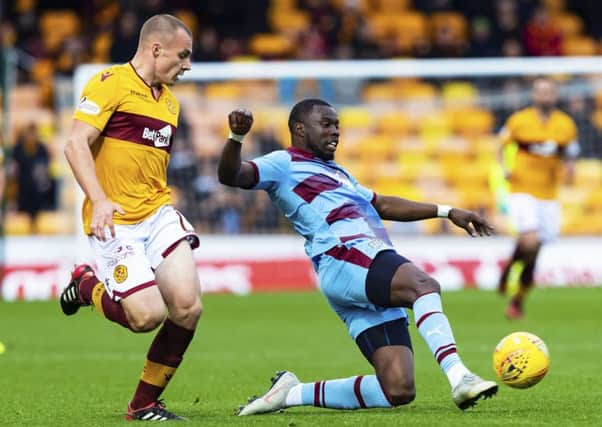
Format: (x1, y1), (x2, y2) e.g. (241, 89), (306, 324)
(2, 0), (602, 235)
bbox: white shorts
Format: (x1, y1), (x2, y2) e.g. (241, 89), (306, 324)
(508, 193), (560, 243)
(89, 205), (199, 301)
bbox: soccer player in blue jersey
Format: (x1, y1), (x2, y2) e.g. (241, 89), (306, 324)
(218, 99), (498, 414)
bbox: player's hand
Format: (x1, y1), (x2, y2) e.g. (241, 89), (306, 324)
(448, 208), (494, 237)
(90, 198), (125, 241)
(228, 108), (253, 135)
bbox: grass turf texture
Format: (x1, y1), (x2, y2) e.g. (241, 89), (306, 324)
(1, 288), (601, 426)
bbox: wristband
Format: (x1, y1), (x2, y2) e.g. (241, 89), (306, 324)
(228, 131), (245, 143)
(437, 204), (452, 218)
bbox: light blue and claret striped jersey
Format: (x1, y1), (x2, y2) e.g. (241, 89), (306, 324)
(249, 147), (395, 260)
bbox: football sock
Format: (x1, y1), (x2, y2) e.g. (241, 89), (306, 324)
(130, 319), (195, 410)
(413, 293), (469, 389)
(285, 375), (392, 409)
(80, 276), (131, 330)
(498, 245), (524, 291)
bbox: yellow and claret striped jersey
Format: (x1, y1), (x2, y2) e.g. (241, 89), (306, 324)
(499, 106), (577, 200)
(73, 63), (180, 234)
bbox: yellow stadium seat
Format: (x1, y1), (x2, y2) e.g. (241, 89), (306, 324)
(376, 111), (413, 136)
(92, 33), (112, 63)
(418, 112), (452, 142)
(451, 108), (495, 138)
(368, 12), (428, 42)
(574, 159), (602, 188)
(357, 135), (396, 161)
(362, 82), (399, 102)
(542, 0), (566, 14)
(551, 12), (583, 38)
(34, 211), (74, 235)
(174, 10), (198, 36)
(204, 82), (243, 100)
(270, 0), (297, 10)
(268, 10), (310, 33)
(339, 107), (374, 130)
(441, 81), (478, 108)
(373, 0), (412, 13)
(39, 10), (80, 49)
(562, 36), (596, 56)
(249, 34), (294, 58)
(30, 59), (54, 83)
(5, 212), (32, 235)
(399, 81), (437, 101)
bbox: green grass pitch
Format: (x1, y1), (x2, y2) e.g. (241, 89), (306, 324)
(1, 288), (601, 426)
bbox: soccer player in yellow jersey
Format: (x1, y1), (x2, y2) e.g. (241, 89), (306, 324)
(497, 77), (579, 319)
(59, 15), (200, 420)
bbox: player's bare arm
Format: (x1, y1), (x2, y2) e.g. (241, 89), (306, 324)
(218, 108), (257, 189)
(64, 119), (124, 240)
(373, 194), (493, 237)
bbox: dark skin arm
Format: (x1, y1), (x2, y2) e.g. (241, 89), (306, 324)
(373, 195), (494, 237)
(217, 109), (256, 189)
(218, 109), (494, 237)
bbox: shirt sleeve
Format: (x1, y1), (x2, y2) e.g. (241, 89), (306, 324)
(73, 68), (122, 132)
(249, 150), (289, 191)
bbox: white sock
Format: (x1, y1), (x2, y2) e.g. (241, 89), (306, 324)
(284, 383), (303, 407)
(447, 363), (470, 389)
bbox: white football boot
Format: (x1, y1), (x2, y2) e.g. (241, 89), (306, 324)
(237, 371), (300, 416)
(452, 373), (498, 410)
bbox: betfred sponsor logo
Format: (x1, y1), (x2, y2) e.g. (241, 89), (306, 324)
(142, 125), (172, 147)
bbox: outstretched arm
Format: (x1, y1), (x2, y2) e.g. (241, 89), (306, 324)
(218, 108), (257, 189)
(373, 194), (494, 237)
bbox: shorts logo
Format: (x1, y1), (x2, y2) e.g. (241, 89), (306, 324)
(113, 265), (128, 284)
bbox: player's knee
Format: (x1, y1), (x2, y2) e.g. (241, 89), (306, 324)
(385, 383), (416, 406)
(170, 298), (202, 329)
(416, 276), (441, 297)
(129, 311), (165, 332)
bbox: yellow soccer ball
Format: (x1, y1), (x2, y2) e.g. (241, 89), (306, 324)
(493, 332), (550, 389)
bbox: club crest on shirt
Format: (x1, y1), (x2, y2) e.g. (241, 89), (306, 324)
(113, 265), (128, 284)
(165, 97), (177, 115)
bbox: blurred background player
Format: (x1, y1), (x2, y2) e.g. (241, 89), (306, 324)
(497, 77), (579, 319)
(219, 100), (498, 415)
(58, 14), (202, 421)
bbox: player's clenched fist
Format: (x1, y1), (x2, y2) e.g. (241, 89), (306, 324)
(229, 109), (253, 135)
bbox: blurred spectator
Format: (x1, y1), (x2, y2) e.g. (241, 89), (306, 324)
(110, 11), (139, 63)
(523, 7), (562, 56)
(430, 25), (467, 58)
(8, 123), (56, 227)
(193, 28), (221, 62)
(566, 94), (601, 159)
(467, 16), (499, 57)
(501, 38), (523, 57)
(492, 0), (522, 46)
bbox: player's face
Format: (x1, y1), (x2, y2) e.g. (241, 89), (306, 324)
(532, 79), (557, 112)
(154, 27), (192, 85)
(305, 105), (339, 161)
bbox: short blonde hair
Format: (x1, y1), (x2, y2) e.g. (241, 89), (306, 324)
(139, 14), (191, 44)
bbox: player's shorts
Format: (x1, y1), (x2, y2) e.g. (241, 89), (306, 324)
(508, 193), (560, 243)
(89, 205), (199, 301)
(315, 243), (410, 342)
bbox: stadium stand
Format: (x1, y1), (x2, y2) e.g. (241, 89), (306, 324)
(2, 0), (602, 236)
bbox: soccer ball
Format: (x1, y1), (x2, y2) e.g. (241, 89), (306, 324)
(493, 332), (550, 389)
